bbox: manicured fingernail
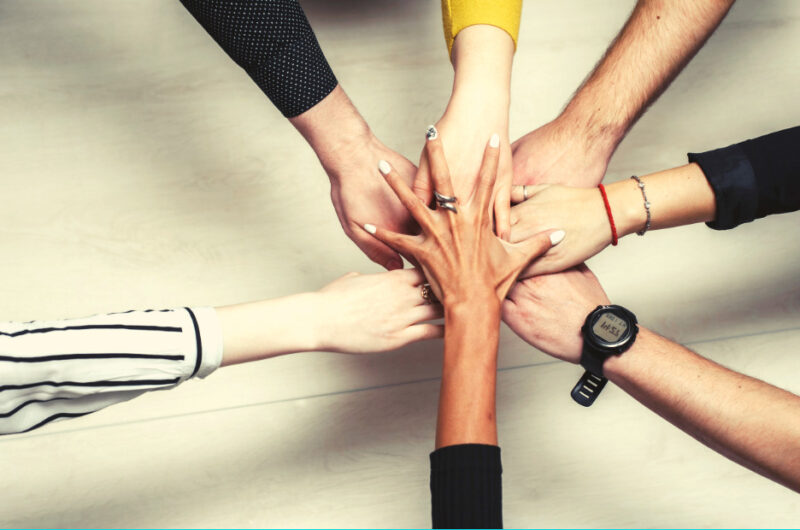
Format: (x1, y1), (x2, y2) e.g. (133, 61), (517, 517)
(426, 125), (438, 140)
(364, 223), (377, 234)
(489, 133), (500, 148)
(378, 160), (392, 175)
(550, 230), (566, 246)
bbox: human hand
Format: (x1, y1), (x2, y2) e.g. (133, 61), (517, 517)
(323, 135), (418, 270)
(366, 130), (564, 308)
(412, 25), (515, 240)
(511, 118), (614, 188)
(290, 85), (417, 270)
(509, 184), (611, 277)
(413, 119), (514, 241)
(502, 264), (611, 363)
(314, 268), (443, 354)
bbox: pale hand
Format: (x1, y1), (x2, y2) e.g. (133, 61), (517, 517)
(324, 135), (418, 271)
(510, 184), (611, 277)
(413, 121), (513, 241)
(314, 269), (443, 353)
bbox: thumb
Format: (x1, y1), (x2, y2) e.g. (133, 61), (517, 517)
(516, 229), (566, 268)
(353, 227), (405, 270)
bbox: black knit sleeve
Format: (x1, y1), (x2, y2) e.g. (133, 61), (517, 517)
(430, 444), (503, 529)
(688, 126), (800, 230)
(179, 0), (338, 118)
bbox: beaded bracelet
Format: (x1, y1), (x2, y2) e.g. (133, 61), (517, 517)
(630, 175), (651, 236)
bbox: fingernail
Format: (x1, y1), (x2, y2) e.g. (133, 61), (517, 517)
(364, 223), (377, 234)
(489, 133), (500, 148)
(550, 230), (566, 246)
(426, 125), (438, 141)
(378, 160), (392, 175)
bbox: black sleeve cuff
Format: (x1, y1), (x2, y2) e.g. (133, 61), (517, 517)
(430, 444), (503, 529)
(688, 125), (800, 230)
(180, 0), (338, 118)
(688, 143), (758, 230)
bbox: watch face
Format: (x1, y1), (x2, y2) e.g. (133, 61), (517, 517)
(591, 311), (629, 346)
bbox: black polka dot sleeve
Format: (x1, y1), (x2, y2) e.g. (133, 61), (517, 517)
(179, 0), (338, 118)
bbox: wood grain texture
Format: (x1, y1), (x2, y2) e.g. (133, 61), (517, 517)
(0, 0), (799, 527)
(2, 329), (799, 528)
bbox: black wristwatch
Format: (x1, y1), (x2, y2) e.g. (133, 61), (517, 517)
(571, 305), (639, 407)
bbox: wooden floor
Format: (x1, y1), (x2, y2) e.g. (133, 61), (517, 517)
(1, 1), (799, 527)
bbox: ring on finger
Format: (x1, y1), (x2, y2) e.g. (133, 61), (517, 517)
(421, 283), (438, 304)
(434, 190), (458, 213)
(523, 185), (529, 201)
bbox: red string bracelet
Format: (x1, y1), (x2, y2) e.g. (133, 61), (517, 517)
(598, 184), (618, 246)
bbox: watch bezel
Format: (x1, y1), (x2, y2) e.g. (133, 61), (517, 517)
(582, 305), (639, 354)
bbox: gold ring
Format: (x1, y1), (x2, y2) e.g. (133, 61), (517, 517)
(421, 283), (438, 304)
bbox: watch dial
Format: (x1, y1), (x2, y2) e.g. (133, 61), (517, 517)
(592, 312), (628, 344)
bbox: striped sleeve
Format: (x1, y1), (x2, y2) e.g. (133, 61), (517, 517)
(441, 0), (522, 55)
(0, 306), (223, 435)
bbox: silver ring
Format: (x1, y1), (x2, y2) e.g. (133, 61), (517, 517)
(523, 185), (529, 201)
(434, 190), (458, 213)
(434, 191), (456, 203)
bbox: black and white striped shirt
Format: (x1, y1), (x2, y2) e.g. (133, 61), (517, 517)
(0, 307), (222, 435)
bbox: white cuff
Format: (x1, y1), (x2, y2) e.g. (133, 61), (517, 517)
(190, 306), (223, 379)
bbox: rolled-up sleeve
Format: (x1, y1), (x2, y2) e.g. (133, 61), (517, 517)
(0, 307), (223, 435)
(689, 126), (800, 230)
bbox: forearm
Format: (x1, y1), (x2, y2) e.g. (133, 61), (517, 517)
(436, 300), (501, 449)
(607, 162), (716, 237)
(447, 25), (514, 125)
(441, 0), (522, 55)
(289, 85), (372, 164)
(557, 0), (734, 169)
(217, 293), (320, 367)
(605, 327), (800, 492)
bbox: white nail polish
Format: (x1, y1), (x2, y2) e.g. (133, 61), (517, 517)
(489, 133), (500, 148)
(550, 230), (566, 246)
(426, 125), (438, 140)
(364, 224), (377, 234)
(378, 160), (392, 175)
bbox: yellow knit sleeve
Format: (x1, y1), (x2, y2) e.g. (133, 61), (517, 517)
(441, 0), (522, 55)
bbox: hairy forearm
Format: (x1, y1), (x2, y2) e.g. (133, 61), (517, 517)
(436, 300), (501, 449)
(217, 293), (320, 366)
(605, 327), (800, 492)
(608, 162), (717, 237)
(559, 0), (734, 155)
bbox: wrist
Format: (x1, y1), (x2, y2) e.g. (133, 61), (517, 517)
(555, 99), (623, 165)
(448, 26), (513, 122)
(300, 292), (335, 353)
(289, 85), (373, 169)
(606, 178), (648, 238)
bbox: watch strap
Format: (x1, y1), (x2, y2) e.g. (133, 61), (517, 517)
(580, 345), (607, 377)
(571, 370), (608, 407)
